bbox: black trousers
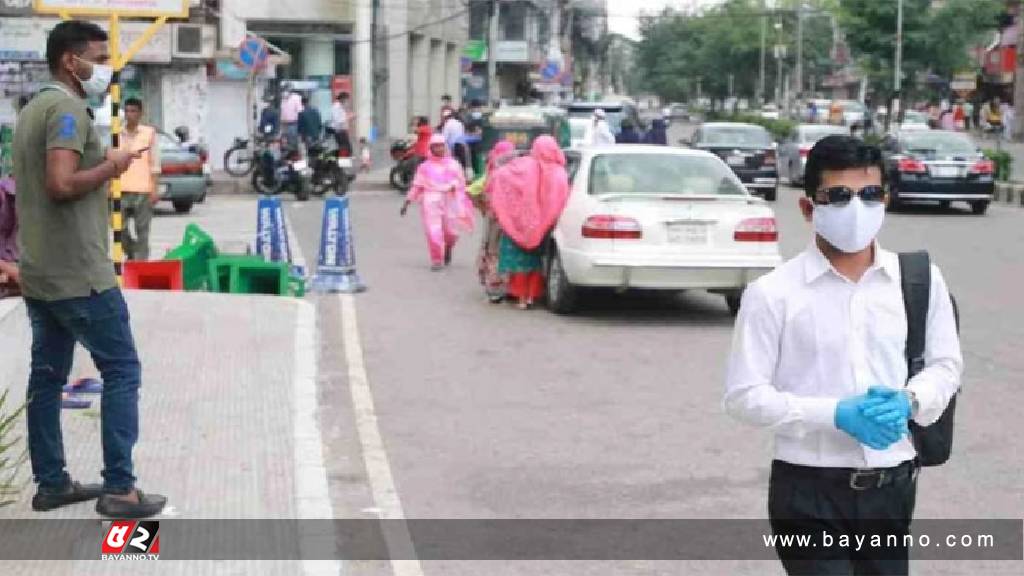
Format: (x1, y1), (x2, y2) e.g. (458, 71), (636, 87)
(768, 460), (918, 576)
(333, 129), (353, 156)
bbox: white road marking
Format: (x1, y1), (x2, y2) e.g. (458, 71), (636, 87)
(294, 300), (342, 576)
(285, 208), (339, 575)
(340, 293), (424, 576)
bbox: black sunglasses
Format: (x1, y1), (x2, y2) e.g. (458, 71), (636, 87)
(813, 185), (887, 206)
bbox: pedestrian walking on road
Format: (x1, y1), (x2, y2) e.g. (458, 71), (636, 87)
(583, 109), (616, 147)
(13, 19), (166, 519)
(616, 118), (642, 144)
(0, 176), (18, 298)
(442, 109), (469, 173)
(643, 118), (669, 145)
(401, 134), (474, 271)
(488, 135), (570, 310)
(468, 139), (516, 303)
(118, 98), (161, 261)
(724, 135), (962, 575)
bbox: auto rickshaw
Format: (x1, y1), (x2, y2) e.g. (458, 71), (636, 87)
(477, 105), (571, 174)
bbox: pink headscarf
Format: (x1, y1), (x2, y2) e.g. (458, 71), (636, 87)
(488, 135), (570, 250)
(487, 140), (516, 173)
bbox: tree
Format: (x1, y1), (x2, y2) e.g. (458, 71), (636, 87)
(635, 0), (835, 106)
(840, 0), (1001, 105)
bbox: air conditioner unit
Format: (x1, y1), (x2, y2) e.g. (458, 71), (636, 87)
(172, 24), (215, 59)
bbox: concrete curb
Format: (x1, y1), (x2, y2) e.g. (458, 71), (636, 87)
(994, 182), (1008, 202)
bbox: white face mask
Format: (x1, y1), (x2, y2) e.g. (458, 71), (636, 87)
(812, 196), (886, 253)
(73, 56), (113, 98)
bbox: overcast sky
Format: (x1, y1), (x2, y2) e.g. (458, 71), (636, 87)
(608, 0), (725, 40)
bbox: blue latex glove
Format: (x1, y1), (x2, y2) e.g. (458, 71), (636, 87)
(835, 394), (904, 450)
(861, 386), (912, 432)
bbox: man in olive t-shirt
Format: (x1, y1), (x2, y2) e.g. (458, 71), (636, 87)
(13, 20), (165, 519)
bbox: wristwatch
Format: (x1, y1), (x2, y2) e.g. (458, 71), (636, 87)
(906, 389), (920, 418)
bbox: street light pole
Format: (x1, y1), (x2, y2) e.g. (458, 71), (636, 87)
(759, 0), (767, 106)
(893, 0), (903, 126)
(796, 1), (804, 102)
(488, 0), (500, 106)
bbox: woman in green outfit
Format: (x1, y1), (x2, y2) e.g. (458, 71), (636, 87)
(488, 135), (571, 310)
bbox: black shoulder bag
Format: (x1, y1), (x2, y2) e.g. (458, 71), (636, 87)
(899, 251), (959, 467)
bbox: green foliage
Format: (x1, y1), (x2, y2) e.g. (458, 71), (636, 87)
(982, 149), (1013, 182)
(636, 0), (837, 103)
(0, 388), (27, 508)
(839, 0), (1002, 100)
(706, 110), (798, 141)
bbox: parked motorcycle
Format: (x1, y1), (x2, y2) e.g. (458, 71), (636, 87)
(308, 139), (353, 196)
(389, 139), (421, 192)
(251, 141), (311, 201)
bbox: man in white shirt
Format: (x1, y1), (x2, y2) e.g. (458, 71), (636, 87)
(330, 91), (352, 155)
(582, 108), (616, 147)
(724, 135), (962, 575)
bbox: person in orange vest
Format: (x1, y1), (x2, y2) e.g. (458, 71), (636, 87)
(119, 98), (161, 261)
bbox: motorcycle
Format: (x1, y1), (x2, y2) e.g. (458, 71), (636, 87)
(389, 139), (422, 193)
(308, 138), (353, 196)
(251, 141), (311, 201)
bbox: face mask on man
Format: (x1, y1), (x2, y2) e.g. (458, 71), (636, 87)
(812, 196), (886, 253)
(72, 55), (113, 98)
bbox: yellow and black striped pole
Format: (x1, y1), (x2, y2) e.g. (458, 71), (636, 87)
(109, 13), (125, 283)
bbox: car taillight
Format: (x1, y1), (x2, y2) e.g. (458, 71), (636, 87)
(763, 149), (776, 166)
(161, 162), (203, 175)
(198, 150), (208, 163)
(969, 159), (994, 174)
(897, 158), (927, 173)
(338, 148), (352, 158)
(799, 146), (810, 158)
(734, 217), (778, 242)
(582, 215), (642, 239)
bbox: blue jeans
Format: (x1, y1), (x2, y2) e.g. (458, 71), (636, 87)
(24, 288), (140, 494)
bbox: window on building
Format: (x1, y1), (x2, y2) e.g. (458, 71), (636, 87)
(470, 2), (490, 40)
(501, 1), (527, 41)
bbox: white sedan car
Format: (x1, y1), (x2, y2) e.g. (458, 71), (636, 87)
(547, 146), (783, 314)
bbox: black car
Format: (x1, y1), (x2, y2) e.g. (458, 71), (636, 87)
(882, 130), (994, 214)
(690, 122), (778, 201)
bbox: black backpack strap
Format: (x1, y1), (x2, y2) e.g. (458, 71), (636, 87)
(899, 251), (931, 379)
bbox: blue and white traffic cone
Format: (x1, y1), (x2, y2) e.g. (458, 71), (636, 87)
(312, 195), (366, 293)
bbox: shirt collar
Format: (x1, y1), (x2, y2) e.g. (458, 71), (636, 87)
(42, 81), (80, 100)
(803, 240), (899, 284)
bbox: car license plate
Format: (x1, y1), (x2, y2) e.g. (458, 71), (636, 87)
(727, 155), (746, 167)
(291, 160), (308, 171)
(337, 157), (353, 168)
(667, 223), (709, 245)
(931, 166), (959, 178)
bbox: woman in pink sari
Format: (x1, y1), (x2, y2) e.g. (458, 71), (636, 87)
(401, 134), (474, 271)
(468, 140), (516, 302)
(488, 135), (570, 309)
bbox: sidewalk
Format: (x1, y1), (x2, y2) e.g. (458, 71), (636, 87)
(0, 199), (339, 574)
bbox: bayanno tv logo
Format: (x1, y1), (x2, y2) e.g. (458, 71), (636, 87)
(101, 521), (161, 560)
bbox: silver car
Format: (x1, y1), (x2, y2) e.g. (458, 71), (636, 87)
(778, 124), (850, 186)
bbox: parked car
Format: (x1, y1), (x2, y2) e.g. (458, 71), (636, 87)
(689, 122), (779, 201)
(778, 124), (850, 186)
(157, 131), (209, 213)
(546, 145), (782, 315)
(665, 103), (690, 120)
(882, 130), (994, 214)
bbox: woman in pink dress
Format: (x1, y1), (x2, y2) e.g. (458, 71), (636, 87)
(487, 135), (571, 309)
(401, 134), (475, 271)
